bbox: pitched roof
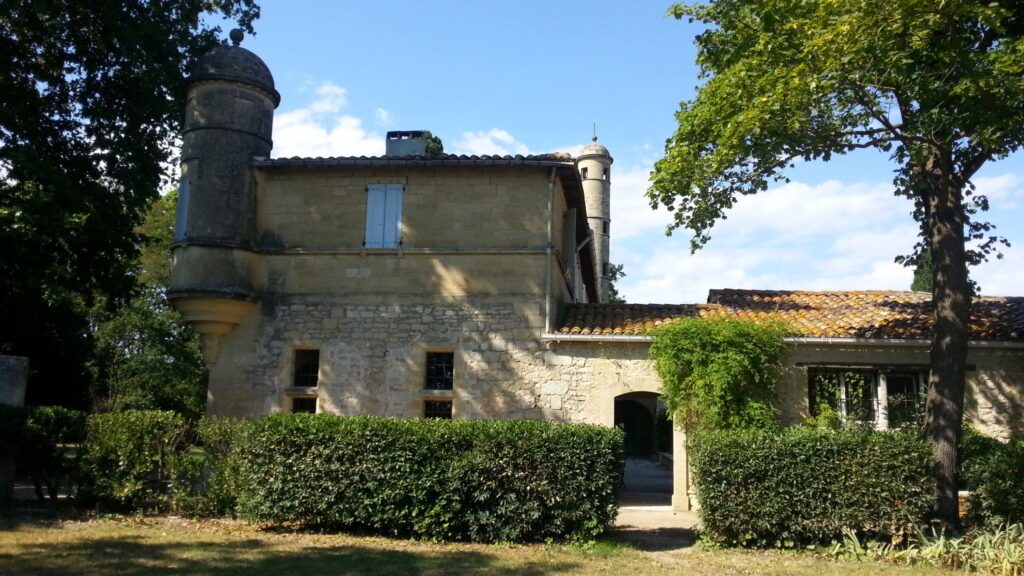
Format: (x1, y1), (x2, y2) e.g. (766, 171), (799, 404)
(252, 153), (576, 169)
(555, 289), (1024, 341)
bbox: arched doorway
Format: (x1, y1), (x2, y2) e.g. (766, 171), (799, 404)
(615, 396), (656, 457)
(615, 391), (672, 505)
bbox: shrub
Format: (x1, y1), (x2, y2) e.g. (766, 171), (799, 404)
(171, 416), (246, 517)
(835, 523), (1024, 576)
(691, 427), (934, 547)
(968, 440), (1024, 526)
(81, 410), (189, 510)
(235, 414), (623, 542)
(0, 405), (86, 501)
(21, 406), (86, 501)
(650, 317), (788, 431)
(960, 426), (1007, 491)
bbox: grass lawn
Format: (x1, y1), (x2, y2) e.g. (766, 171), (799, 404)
(0, 512), (953, 576)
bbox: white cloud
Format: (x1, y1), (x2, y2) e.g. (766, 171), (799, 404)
(611, 178), (937, 303)
(609, 166), (674, 240)
(452, 129), (531, 156)
(374, 107), (392, 126)
(273, 81), (385, 158)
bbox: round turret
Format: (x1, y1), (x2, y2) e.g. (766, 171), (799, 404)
(169, 30), (280, 367)
(187, 32), (280, 106)
(576, 136), (614, 303)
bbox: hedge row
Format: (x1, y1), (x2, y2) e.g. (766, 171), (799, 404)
(235, 414), (624, 542)
(690, 428), (934, 547)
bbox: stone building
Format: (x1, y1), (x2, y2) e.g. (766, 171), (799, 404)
(169, 35), (1024, 511)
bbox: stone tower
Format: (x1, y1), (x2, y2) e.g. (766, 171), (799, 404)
(167, 30), (280, 367)
(577, 137), (613, 303)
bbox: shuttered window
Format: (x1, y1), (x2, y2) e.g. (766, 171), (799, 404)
(364, 183), (404, 248)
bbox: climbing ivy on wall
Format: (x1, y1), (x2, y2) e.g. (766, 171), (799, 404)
(649, 317), (789, 432)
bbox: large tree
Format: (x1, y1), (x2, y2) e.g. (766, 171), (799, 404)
(90, 191), (207, 420)
(649, 0), (1024, 528)
(0, 0), (259, 408)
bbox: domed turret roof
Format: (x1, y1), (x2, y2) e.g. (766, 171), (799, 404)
(187, 30), (280, 106)
(578, 137), (612, 160)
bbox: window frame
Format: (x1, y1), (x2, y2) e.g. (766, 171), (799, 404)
(424, 399), (453, 419)
(807, 366), (927, 429)
(364, 183), (404, 249)
(424, 351), (455, 391)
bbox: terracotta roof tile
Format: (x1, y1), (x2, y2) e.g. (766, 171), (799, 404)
(556, 290), (1024, 341)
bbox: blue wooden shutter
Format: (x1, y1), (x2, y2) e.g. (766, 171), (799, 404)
(365, 184), (386, 247)
(383, 184), (404, 247)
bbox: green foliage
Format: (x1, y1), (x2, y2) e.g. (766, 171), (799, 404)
(235, 414), (623, 542)
(649, 317), (788, 431)
(90, 191), (207, 420)
(911, 249), (934, 293)
(606, 263), (627, 304)
(171, 417), (247, 517)
(967, 440), (1024, 526)
(960, 426), (1006, 491)
(651, 1), (1024, 526)
(0, 0), (259, 408)
(691, 428), (934, 547)
(81, 410), (190, 511)
(0, 405), (86, 501)
(834, 523), (1024, 576)
(422, 131), (445, 155)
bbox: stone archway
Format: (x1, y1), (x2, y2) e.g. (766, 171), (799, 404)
(614, 392), (658, 457)
(615, 391), (672, 505)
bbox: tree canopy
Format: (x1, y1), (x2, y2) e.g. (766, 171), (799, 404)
(650, 0), (1024, 528)
(0, 0), (260, 407)
(90, 191), (207, 420)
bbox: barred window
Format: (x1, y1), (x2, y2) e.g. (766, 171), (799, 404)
(424, 400), (453, 420)
(291, 397), (317, 414)
(425, 352), (454, 390)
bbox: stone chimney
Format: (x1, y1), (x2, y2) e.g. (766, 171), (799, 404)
(385, 130), (428, 156)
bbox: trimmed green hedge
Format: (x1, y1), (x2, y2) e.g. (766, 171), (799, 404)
(81, 410), (190, 510)
(690, 428), (933, 547)
(235, 414), (624, 542)
(171, 416), (247, 517)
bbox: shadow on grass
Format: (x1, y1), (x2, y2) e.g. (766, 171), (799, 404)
(609, 525), (700, 553)
(0, 531), (582, 576)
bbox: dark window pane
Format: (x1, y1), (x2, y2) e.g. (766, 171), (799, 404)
(887, 371), (924, 427)
(293, 349), (320, 388)
(424, 400), (452, 419)
(425, 352), (454, 390)
(292, 397), (317, 413)
(842, 370), (876, 422)
(808, 369), (841, 416)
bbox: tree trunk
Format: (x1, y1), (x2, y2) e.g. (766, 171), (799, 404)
(923, 157), (971, 532)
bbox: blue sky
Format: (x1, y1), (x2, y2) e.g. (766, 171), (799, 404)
(234, 0), (1023, 302)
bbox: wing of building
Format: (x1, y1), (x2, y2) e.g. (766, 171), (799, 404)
(168, 36), (1024, 512)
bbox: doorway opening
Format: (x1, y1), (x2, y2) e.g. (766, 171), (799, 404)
(614, 391), (672, 506)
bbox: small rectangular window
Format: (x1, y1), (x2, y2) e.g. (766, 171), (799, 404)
(364, 183), (404, 248)
(424, 400), (453, 419)
(293, 349), (320, 388)
(886, 371), (925, 427)
(602, 221), (609, 235)
(292, 397), (317, 414)
(425, 352), (454, 390)
(174, 177), (190, 241)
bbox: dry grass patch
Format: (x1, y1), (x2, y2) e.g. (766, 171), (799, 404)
(0, 514), (954, 576)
